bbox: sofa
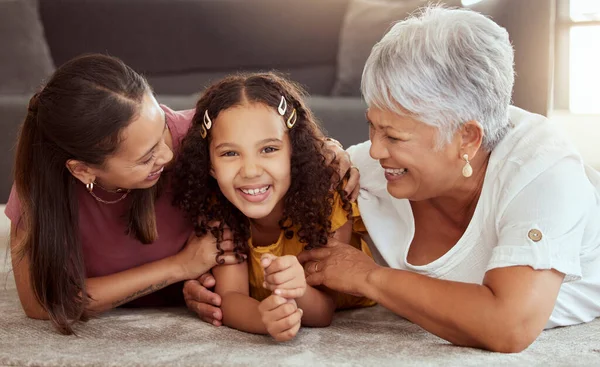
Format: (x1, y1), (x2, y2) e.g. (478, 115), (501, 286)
(0, 0), (555, 203)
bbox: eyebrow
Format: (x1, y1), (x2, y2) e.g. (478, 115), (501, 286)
(214, 138), (283, 151)
(136, 111), (167, 162)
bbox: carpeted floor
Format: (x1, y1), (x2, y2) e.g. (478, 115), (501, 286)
(1, 207), (599, 366)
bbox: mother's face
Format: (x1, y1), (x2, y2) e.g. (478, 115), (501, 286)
(92, 93), (174, 190)
(367, 107), (463, 201)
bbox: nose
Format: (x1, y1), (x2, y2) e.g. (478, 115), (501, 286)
(154, 140), (173, 167)
(369, 133), (390, 160)
(241, 157), (263, 179)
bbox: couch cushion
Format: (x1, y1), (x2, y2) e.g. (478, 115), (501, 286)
(40, 0), (350, 95)
(332, 0), (420, 96)
(0, 0), (55, 94)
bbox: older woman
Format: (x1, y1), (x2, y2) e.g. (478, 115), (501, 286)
(298, 7), (600, 353)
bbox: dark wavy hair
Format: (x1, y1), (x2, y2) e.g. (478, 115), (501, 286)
(172, 73), (351, 260)
(14, 54), (160, 334)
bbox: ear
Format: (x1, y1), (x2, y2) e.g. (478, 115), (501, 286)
(459, 120), (484, 159)
(209, 165), (216, 178)
(65, 159), (96, 185)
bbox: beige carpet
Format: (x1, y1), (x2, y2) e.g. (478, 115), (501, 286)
(1, 207), (599, 366)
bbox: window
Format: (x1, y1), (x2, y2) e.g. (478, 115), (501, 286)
(554, 0), (600, 114)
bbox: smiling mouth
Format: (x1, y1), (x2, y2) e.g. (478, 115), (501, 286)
(384, 168), (408, 176)
(239, 185), (270, 196)
(147, 166), (164, 178)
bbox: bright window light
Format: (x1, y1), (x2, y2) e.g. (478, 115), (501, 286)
(570, 0), (600, 21)
(569, 25), (600, 114)
(461, 0), (484, 6)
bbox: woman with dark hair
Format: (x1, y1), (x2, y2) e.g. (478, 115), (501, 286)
(6, 54), (357, 334)
(172, 73), (373, 342)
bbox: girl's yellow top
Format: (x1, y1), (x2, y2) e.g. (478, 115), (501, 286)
(246, 193), (376, 309)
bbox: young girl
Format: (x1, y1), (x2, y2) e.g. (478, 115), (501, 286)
(172, 73), (374, 341)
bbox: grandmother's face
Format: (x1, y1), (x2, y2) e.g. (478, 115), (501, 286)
(367, 107), (462, 201)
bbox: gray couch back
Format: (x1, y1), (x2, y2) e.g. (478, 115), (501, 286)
(40, 0), (351, 96)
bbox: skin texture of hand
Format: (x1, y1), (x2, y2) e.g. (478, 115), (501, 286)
(258, 295), (303, 342)
(183, 273), (224, 326)
(297, 238), (381, 297)
(176, 226), (242, 281)
(261, 254), (307, 299)
(323, 139), (360, 202)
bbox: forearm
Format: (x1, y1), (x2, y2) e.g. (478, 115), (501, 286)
(295, 286), (335, 327)
(363, 268), (522, 351)
(220, 292), (267, 334)
(86, 255), (187, 313)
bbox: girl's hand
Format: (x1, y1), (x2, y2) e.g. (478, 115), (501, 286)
(261, 254), (307, 299)
(175, 225), (242, 280)
(258, 295), (303, 342)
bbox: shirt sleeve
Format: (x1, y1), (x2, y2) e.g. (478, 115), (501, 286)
(487, 157), (594, 282)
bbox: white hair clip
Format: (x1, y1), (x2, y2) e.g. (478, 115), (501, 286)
(203, 110), (213, 130)
(277, 96), (287, 116)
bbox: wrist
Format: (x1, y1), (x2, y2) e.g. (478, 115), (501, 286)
(167, 253), (189, 282)
(362, 265), (386, 301)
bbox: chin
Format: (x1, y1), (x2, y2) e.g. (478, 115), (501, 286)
(235, 202), (274, 219)
(386, 183), (414, 200)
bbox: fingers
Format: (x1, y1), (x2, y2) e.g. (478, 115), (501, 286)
(271, 287), (306, 299)
(260, 253), (278, 269)
(344, 166), (360, 201)
(263, 255), (295, 274)
(218, 251), (245, 265)
(185, 299), (223, 326)
(334, 148), (352, 177)
(305, 272), (325, 287)
(272, 309), (303, 342)
(218, 239), (235, 252)
(197, 273), (215, 288)
(258, 294), (290, 313)
(183, 279), (221, 307)
(297, 247), (331, 264)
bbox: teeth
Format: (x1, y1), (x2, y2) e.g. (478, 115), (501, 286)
(384, 168), (407, 175)
(241, 186), (269, 195)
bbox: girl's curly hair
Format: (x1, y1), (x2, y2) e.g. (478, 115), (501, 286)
(172, 73), (352, 262)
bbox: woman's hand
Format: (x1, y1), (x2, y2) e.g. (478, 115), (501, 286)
(258, 295), (303, 342)
(324, 138), (360, 201)
(183, 273), (224, 326)
(175, 226), (241, 281)
(297, 238), (380, 297)
(261, 254), (307, 299)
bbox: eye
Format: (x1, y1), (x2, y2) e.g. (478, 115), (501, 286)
(142, 154), (155, 165)
(221, 151), (238, 157)
(262, 146), (278, 154)
(387, 135), (405, 142)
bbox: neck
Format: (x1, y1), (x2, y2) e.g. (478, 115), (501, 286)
(250, 199), (285, 233)
(424, 152), (490, 228)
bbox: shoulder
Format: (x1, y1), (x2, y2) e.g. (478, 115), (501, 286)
(161, 105), (195, 152)
(486, 106), (588, 207)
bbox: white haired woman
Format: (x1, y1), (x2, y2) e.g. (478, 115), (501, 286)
(298, 7), (600, 353)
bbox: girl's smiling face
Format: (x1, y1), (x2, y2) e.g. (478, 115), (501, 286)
(209, 102), (292, 220)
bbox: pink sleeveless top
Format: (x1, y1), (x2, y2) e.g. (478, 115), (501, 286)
(5, 106), (195, 306)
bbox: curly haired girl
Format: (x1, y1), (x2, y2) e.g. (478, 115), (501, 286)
(172, 73), (374, 341)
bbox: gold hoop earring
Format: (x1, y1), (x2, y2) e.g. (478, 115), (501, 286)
(462, 154), (473, 178)
(86, 182), (94, 192)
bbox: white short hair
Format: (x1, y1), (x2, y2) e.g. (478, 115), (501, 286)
(361, 6), (514, 151)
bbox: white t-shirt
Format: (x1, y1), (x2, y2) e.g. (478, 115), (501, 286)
(348, 106), (600, 328)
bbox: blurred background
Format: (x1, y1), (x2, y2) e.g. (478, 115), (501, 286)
(0, 0), (598, 203)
